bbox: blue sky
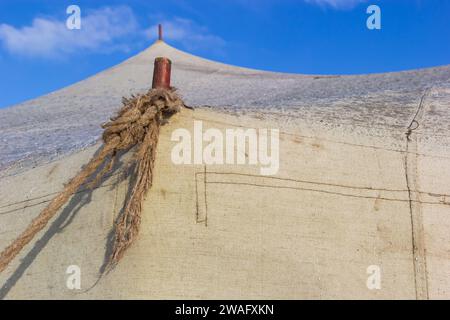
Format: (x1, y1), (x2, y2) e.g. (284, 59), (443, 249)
(0, 0), (449, 108)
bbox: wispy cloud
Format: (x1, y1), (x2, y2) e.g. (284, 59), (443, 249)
(0, 6), (139, 58)
(221, 0), (368, 10)
(145, 17), (226, 54)
(0, 7), (226, 59)
(304, 0), (368, 9)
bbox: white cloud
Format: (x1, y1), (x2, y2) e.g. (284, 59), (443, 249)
(304, 0), (368, 9)
(222, 0), (368, 10)
(145, 18), (226, 53)
(0, 6), (139, 58)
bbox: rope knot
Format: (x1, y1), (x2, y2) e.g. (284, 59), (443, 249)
(0, 88), (185, 274)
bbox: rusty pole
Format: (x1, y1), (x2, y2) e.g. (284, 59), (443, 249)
(158, 24), (163, 41)
(152, 57), (171, 89)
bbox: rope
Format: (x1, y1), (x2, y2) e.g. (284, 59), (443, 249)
(0, 88), (185, 273)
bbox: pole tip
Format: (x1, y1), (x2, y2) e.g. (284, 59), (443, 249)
(158, 24), (163, 41)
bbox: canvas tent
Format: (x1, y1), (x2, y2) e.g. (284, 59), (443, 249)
(0, 40), (450, 299)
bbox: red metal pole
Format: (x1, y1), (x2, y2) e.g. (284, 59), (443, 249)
(152, 57), (171, 89)
(158, 24), (163, 41)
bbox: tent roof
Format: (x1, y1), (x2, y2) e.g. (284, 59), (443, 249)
(1, 41), (450, 172)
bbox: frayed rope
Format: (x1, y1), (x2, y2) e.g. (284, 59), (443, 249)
(0, 88), (185, 273)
